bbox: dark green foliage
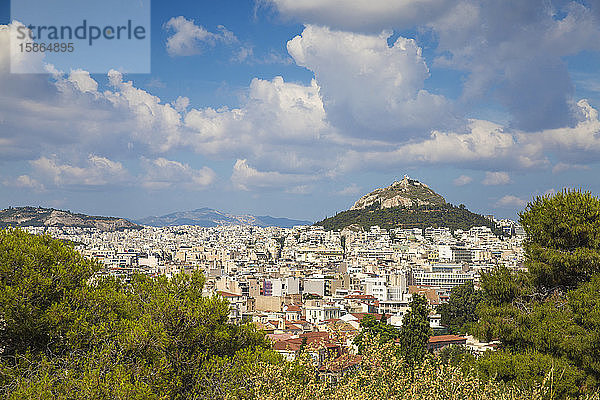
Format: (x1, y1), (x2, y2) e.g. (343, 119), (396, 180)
(438, 281), (484, 334)
(438, 344), (475, 368)
(0, 229), (274, 399)
(0, 228), (99, 356)
(399, 294), (432, 365)
(316, 203), (501, 234)
(472, 190), (600, 398)
(479, 265), (531, 306)
(353, 314), (401, 353)
(476, 351), (591, 400)
(520, 190), (600, 290)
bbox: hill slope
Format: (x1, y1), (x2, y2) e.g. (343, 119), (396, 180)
(352, 176), (446, 209)
(317, 177), (499, 233)
(135, 208), (311, 228)
(0, 207), (141, 231)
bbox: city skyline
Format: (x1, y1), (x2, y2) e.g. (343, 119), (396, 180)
(2, 1), (600, 221)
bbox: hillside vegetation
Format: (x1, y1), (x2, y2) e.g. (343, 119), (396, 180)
(0, 206), (140, 231)
(317, 203), (500, 234)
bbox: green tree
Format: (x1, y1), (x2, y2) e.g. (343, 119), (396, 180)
(437, 281), (484, 334)
(472, 190), (600, 398)
(0, 229), (275, 399)
(353, 314), (401, 353)
(0, 228), (99, 356)
(520, 189), (600, 291)
(398, 294), (431, 365)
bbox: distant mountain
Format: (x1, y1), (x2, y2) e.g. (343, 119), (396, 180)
(0, 206), (141, 231)
(316, 177), (500, 234)
(135, 208), (311, 228)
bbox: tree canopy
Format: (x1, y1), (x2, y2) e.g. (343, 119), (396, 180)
(438, 281), (484, 334)
(353, 314), (400, 353)
(398, 294), (431, 365)
(0, 229), (273, 399)
(472, 190), (600, 398)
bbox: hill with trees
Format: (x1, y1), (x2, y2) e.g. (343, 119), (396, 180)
(316, 177), (500, 233)
(317, 203), (500, 234)
(0, 206), (141, 231)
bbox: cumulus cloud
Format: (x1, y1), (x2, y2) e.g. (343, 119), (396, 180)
(496, 195), (528, 208)
(172, 96), (190, 112)
(430, 1), (600, 131)
(182, 75), (331, 172)
(30, 155), (129, 187)
(231, 159), (315, 191)
(164, 16), (237, 56)
(268, 1), (600, 132)
(287, 25), (456, 139)
(3, 18), (600, 199)
(265, 0), (450, 31)
(2, 175), (45, 192)
(453, 175), (472, 186)
(335, 99), (600, 174)
(140, 157), (215, 190)
(482, 171), (510, 186)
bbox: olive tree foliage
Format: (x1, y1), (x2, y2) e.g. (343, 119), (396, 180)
(0, 229), (274, 399)
(252, 337), (560, 400)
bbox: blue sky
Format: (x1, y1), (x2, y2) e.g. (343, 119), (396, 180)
(1, 0), (600, 222)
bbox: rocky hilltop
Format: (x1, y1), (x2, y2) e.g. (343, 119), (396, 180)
(351, 175), (446, 210)
(0, 207), (141, 231)
(317, 177), (499, 234)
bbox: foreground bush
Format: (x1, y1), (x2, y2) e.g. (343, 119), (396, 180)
(251, 338), (564, 400)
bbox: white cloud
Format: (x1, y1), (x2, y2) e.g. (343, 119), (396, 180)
(496, 195), (528, 208)
(30, 155), (128, 187)
(4, 19), (600, 196)
(552, 162), (590, 174)
(429, 1), (600, 131)
(287, 25), (456, 138)
(266, 0), (450, 31)
(269, 1), (600, 132)
(482, 171), (510, 186)
(67, 69), (99, 93)
(335, 99), (600, 174)
(182, 75), (331, 171)
(2, 175), (45, 192)
(453, 175), (472, 186)
(164, 17), (237, 56)
(231, 159), (315, 191)
(172, 96), (190, 112)
(140, 157), (215, 190)
(336, 183), (362, 196)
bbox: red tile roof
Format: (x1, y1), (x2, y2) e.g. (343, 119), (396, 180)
(428, 334), (467, 343)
